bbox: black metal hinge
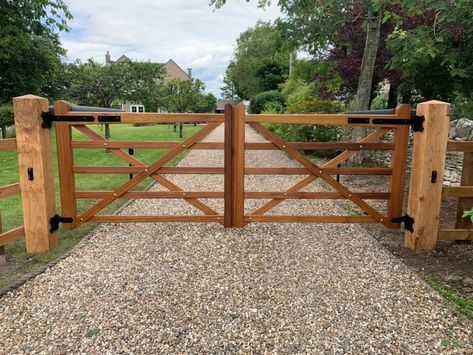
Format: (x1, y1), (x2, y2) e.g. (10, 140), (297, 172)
(391, 214), (415, 233)
(371, 114), (425, 132)
(49, 214), (74, 233)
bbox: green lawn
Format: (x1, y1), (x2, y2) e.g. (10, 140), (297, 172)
(0, 123), (200, 288)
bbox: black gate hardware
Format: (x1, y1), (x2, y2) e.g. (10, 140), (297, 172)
(27, 167), (34, 181)
(49, 214), (74, 233)
(42, 111), (95, 128)
(431, 170), (438, 183)
(347, 117), (370, 124)
(344, 108), (425, 132)
(98, 115), (121, 123)
(391, 214), (415, 233)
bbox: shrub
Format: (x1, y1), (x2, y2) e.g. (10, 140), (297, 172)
(267, 99), (344, 147)
(262, 101), (284, 114)
(0, 104), (14, 139)
(252, 90), (285, 114)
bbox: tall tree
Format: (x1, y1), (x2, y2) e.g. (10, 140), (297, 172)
(0, 0), (71, 103)
(220, 65), (239, 100)
(224, 21), (292, 99)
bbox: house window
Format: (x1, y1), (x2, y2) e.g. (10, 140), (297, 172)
(130, 104), (145, 113)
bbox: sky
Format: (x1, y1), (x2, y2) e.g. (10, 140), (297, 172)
(60, 0), (282, 98)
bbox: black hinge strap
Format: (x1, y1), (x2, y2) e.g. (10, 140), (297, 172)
(391, 214), (415, 232)
(49, 214), (74, 233)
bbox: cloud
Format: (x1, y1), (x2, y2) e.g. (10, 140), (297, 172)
(60, 0), (282, 98)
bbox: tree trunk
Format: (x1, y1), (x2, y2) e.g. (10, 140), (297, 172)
(104, 124), (111, 153)
(351, 11), (382, 165)
(179, 122), (183, 138)
(387, 83), (397, 108)
(173, 124), (177, 132)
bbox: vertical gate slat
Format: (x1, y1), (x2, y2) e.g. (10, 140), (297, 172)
(224, 104), (234, 227)
(387, 104), (410, 226)
(232, 103), (245, 227)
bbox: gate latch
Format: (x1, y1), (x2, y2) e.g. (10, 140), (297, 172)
(49, 214), (74, 233)
(391, 214), (415, 232)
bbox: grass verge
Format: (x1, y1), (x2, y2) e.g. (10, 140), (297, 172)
(0, 123), (200, 290)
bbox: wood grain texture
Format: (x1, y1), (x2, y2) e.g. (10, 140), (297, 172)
(0, 139), (17, 150)
(244, 167), (392, 176)
(71, 141), (225, 150)
(446, 141), (473, 152)
(246, 113), (400, 126)
(224, 103), (233, 227)
(443, 186), (473, 198)
(438, 229), (473, 241)
(58, 112), (224, 124)
(0, 226), (25, 247)
(405, 101), (451, 250)
(14, 95), (57, 253)
(249, 122), (390, 227)
(89, 215), (222, 223)
(251, 128), (390, 216)
(75, 191), (224, 199)
(73, 166), (224, 174)
(232, 103), (245, 227)
(0, 183), (21, 199)
(74, 125), (218, 217)
(244, 142), (394, 151)
(455, 152), (473, 230)
(387, 104), (410, 226)
(77, 122), (222, 224)
(245, 215), (377, 223)
(55, 101), (76, 229)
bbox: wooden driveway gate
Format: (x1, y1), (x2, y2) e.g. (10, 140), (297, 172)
(45, 100), (418, 231)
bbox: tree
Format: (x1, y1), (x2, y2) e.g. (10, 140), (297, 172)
(158, 79), (214, 137)
(220, 65), (239, 100)
(223, 21), (292, 99)
(0, 0), (71, 103)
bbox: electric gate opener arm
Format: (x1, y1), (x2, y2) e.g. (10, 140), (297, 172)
(41, 105), (124, 128)
(344, 108), (425, 132)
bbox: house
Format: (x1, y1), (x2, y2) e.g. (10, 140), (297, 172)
(105, 51), (192, 112)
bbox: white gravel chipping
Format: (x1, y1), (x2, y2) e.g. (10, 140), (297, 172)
(0, 124), (471, 353)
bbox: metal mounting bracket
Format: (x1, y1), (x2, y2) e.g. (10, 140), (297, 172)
(391, 214), (415, 233)
(49, 214), (74, 233)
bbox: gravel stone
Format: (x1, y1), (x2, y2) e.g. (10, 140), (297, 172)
(0, 124), (471, 353)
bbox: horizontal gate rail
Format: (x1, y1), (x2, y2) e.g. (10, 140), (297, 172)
(0, 138), (17, 150)
(88, 215), (223, 223)
(245, 216), (377, 223)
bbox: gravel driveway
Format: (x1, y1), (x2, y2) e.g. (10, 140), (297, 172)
(0, 124), (471, 353)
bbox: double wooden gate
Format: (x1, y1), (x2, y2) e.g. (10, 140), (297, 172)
(50, 100), (413, 230)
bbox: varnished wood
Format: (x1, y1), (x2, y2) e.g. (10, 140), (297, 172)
(446, 141), (473, 152)
(55, 100), (76, 228)
(75, 124), (218, 216)
(0, 226), (25, 247)
(437, 229), (473, 241)
(387, 104), (410, 227)
(71, 141), (225, 150)
(75, 191), (224, 199)
(443, 186), (473, 197)
(89, 215), (223, 223)
(0, 139), (17, 150)
(249, 122), (390, 227)
(77, 122), (222, 225)
(0, 183), (21, 199)
(405, 101), (450, 251)
(455, 152), (473, 230)
(232, 103), (245, 227)
(244, 167), (392, 175)
(251, 128), (390, 215)
(224, 104), (233, 227)
(14, 95), (57, 253)
(74, 166), (224, 174)
(246, 113), (401, 126)
(59, 112), (224, 124)
(244, 142), (394, 151)
(245, 191), (389, 199)
(245, 215), (377, 223)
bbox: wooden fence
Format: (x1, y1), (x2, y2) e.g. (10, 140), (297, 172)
(1, 95), (471, 255)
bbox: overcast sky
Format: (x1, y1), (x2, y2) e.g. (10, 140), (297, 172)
(60, 0), (282, 98)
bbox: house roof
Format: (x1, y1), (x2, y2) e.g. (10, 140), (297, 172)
(216, 99), (242, 111)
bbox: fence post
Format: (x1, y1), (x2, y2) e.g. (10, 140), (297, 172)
(455, 152), (473, 230)
(405, 100), (450, 250)
(0, 215), (5, 264)
(224, 103), (234, 227)
(13, 95), (58, 253)
(54, 100), (77, 229)
(387, 104), (410, 226)
(232, 103), (245, 227)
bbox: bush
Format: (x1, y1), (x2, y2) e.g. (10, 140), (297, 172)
(267, 99), (344, 145)
(252, 90), (285, 114)
(0, 104), (14, 138)
(262, 101), (284, 114)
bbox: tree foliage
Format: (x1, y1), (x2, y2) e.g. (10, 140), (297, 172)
(68, 59), (164, 108)
(0, 0), (72, 103)
(224, 21), (292, 99)
(158, 78), (215, 113)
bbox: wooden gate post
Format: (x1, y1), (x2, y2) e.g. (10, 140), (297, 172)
(232, 103), (246, 227)
(405, 100), (450, 250)
(13, 95), (58, 253)
(224, 103), (234, 227)
(54, 100), (76, 229)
